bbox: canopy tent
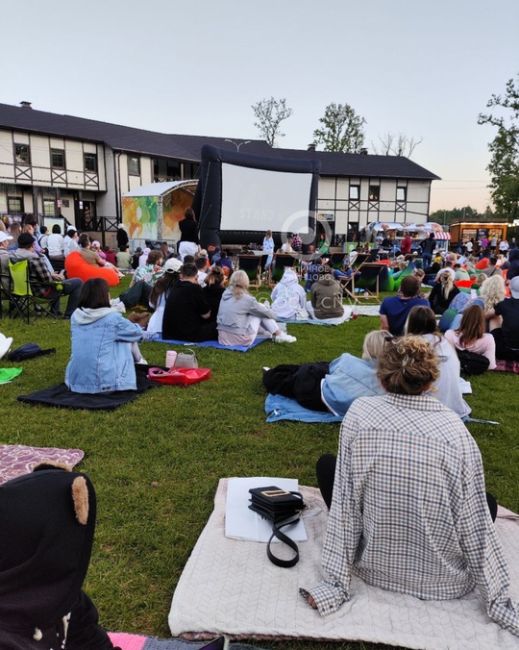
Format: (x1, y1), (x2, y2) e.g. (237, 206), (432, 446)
(122, 180), (198, 243)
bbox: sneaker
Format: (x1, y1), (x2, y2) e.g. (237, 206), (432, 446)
(136, 357), (148, 365)
(274, 332), (297, 344)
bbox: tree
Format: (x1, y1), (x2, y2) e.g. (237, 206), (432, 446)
(313, 102), (366, 153)
(372, 132), (423, 158)
(251, 97), (293, 146)
(478, 74), (519, 219)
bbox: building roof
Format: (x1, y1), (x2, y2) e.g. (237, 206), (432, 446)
(0, 102), (440, 181)
(123, 180), (197, 197)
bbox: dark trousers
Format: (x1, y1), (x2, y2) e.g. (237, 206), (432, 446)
(49, 278), (83, 317)
(119, 281), (151, 309)
(491, 328), (519, 361)
(316, 453), (498, 521)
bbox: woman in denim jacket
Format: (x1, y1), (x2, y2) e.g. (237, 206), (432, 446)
(65, 279), (144, 393)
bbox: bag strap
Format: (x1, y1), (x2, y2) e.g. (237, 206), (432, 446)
(266, 516), (300, 568)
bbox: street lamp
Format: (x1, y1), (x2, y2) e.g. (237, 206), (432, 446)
(224, 139), (251, 151)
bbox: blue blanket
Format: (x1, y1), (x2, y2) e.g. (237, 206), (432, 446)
(149, 336), (269, 353)
(265, 393), (342, 423)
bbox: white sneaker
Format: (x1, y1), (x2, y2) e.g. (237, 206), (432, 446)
(136, 357), (148, 365)
(274, 332), (297, 344)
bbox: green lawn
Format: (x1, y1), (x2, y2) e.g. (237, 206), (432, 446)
(0, 283), (518, 650)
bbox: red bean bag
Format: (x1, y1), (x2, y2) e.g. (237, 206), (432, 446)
(65, 251), (120, 287)
(454, 279), (476, 289)
(475, 258), (489, 270)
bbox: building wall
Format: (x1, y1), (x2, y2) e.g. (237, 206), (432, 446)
(316, 176), (431, 237)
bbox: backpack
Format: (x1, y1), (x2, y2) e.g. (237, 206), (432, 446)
(7, 344), (56, 362)
(456, 349), (490, 375)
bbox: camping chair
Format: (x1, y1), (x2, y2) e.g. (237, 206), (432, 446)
(8, 260), (58, 323)
(328, 252), (347, 270)
(354, 263), (387, 300)
(237, 254), (262, 288)
(270, 253), (299, 285)
(0, 260), (12, 318)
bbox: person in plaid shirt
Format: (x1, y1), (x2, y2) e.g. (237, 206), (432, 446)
(303, 335), (519, 636)
(10, 233), (82, 318)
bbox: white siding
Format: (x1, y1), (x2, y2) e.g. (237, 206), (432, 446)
(65, 141), (84, 186)
(0, 130), (14, 181)
(141, 155), (152, 185)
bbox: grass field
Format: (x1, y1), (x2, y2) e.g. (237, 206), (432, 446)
(1, 279), (518, 650)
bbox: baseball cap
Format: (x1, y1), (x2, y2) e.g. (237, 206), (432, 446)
(510, 276), (519, 299)
(0, 232), (13, 244)
(163, 258), (182, 273)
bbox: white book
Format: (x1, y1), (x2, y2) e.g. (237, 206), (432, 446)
(225, 477), (308, 543)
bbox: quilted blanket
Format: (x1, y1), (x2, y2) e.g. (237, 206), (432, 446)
(169, 479), (519, 649)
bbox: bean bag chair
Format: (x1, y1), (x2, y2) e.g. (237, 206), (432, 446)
(392, 263), (414, 291)
(380, 268), (395, 292)
(65, 251), (120, 287)
(454, 279), (476, 291)
(475, 258), (489, 270)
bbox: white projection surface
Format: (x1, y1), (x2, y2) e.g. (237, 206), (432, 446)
(221, 163), (312, 233)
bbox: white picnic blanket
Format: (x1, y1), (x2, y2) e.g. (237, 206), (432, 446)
(169, 479), (519, 649)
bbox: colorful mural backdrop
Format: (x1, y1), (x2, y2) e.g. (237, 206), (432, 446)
(122, 196), (158, 240)
(162, 186), (197, 241)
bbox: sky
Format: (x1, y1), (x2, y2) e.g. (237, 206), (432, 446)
(2, 0), (519, 213)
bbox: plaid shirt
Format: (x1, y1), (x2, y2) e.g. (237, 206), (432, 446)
(9, 250), (54, 297)
(309, 393), (519, 635)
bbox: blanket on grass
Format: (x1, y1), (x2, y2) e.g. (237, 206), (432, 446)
(108, 632), (263, 650)
(264, 393), (342, 424)
(0, 444), (84, 484)
(278, 307), (351, 326)
(148, 337), (269, 353)
(17, 366), (158, 411)
(494, 359), (519, 374)
(169, 479), (519, 649)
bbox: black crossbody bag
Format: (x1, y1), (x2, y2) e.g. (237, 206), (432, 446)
(248, 486), (305, 568)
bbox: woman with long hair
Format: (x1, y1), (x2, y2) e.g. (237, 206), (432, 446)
(202, 266), (226, 323)
(405, 305), (470, 418)
(145, 258), (182, 337)
(445, 304), (496, 369)
(428, 268), (459, 314)
(217, 270), (296, 345)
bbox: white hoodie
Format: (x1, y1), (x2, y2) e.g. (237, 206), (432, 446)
(270, 268), (307, 320)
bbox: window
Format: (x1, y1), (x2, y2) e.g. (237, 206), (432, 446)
(84, 152), (97, 173)
(7, 195), (24, 213)
(14, 143), (31, 165)
(43, 199), (56, 216)
(349, 184), (360, 200)
(368, 185), (380, 201)
(396, 186), (407, 202)
(128, 156), (140, 176)
(51, 148), (65, 169)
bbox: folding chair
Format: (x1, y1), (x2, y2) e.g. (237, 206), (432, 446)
(237, 254), (262, 288)
(0, 258), (12, 318)
(8, 260), (57, 323)
(354, 263), (387, 300)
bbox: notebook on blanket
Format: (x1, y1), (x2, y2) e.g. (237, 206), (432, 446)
(169, 479), (519, 649)
(149, 337), (269, 352)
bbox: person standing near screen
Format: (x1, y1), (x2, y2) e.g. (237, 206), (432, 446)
(178, 208), (200, 261)
(262, 229), (275, 269)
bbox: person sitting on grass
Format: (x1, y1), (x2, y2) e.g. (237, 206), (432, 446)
(428, 268), (460, 315)
(379, 275), (429, 336)
(263, 330), (391, 415)
(302, 335), (518, 637)
(308, 266), (344, 320)
(162, 262), (217, 342)
(217, 270), (296, 346)
(405, 305), (470, 418)
(270, 266), (307, 320)
(487, 276), (519, 361)
(0, 465), (119, 650)
(144, 257), (182, 338)
(445, 304), (496, 369)
(115, 250), (165, 310)
(202, 266), (226, 325)
(65, 278), (145, 393)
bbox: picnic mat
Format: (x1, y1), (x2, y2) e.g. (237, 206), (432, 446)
(278, 307), (351, 326)
(149, 337), (269, 353)
(265, 393), (342, 424)
(108, 632), (265, 650)
(493, 359), (519, 374)
(351, 304), (381, 317)
(17, 365), (158, 411)
(168, 479), (519, 649)
(0, 444), (84, 485)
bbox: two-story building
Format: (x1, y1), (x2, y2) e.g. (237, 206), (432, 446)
(0, 101), (439, 242)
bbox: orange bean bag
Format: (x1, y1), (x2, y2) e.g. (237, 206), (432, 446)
(475, 258), (489, 270)
(454, 279), (476, 289)
(65, 251), (120, 287)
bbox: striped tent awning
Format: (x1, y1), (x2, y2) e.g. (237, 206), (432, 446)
(434, 231), (451, 240)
